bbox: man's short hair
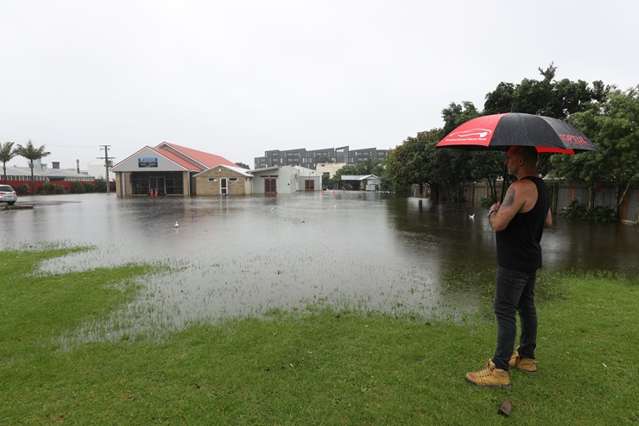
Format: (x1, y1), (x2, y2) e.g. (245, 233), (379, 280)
(513, 146), (538, 167)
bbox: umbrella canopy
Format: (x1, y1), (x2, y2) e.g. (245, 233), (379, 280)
(436, 113), (596, 154)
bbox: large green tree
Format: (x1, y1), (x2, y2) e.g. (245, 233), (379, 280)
(439, 101), (505, 202)
(385, 102), (499, 201)
(0, 141), (17, 181)
(385, 64), (624, 205)
(552, 87), (639, 217)
(441, 101), (479, 133)
(484, 63), (607, 118)
(484, 64), (610, 181)
(15, 140), (51, 193)
(385, 129), (439, 196)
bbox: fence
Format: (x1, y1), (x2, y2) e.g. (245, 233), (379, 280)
(412, 181), (639, 224)
(0, 179), (98, 194)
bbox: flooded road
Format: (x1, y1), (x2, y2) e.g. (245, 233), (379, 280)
(2, 192), (638, 342)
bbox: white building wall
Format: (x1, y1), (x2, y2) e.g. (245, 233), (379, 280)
(296, 175), (321, 190)
(250, 166), (322, 194)
(252, 176), (265, 194)
(250, 171), (279, 194)
(295, 166), (322, 191)
(277, 167), (298, 193)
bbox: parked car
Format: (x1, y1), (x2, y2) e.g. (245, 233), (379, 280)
(0, 184), (17, 205)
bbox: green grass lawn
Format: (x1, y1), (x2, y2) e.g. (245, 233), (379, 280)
(1, 249), (638, 425)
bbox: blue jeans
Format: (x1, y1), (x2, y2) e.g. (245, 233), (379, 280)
(492, 266), (538, 370)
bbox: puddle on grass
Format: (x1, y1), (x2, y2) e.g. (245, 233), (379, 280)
(2, 192), (638, 346)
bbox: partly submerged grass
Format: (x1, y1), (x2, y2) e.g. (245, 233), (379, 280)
(1, 249), (638, 425)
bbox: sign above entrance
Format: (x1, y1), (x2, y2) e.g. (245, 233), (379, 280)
(138, 157), (158, 168)
(113, 146), (187, 173)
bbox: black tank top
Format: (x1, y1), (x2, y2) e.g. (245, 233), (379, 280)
(496, 176), (549, 273)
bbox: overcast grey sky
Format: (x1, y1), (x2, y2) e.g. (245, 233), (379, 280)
(1, 0), (637, 169)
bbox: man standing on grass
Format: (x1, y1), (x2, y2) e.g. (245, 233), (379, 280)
(465, 146), (552, 387)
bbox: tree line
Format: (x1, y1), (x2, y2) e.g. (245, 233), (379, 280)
(382, 64), (639, 218)
(0, 140), (108, 195)
(1, 140), (50, 184)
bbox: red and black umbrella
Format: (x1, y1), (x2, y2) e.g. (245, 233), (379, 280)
(436, 112), (596, 154)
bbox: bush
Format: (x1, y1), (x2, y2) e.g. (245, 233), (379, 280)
(69, 182), (85, 194)
(94, 179), (107, 192)
(82, 183), (95, 193)
(561, 201), (589, 220)
(40, 183), (61, 195)
(588, 206), (618, 223)
(560, 201), (617, 223)
(15, 184), (30, 195)
(54, 185), (66, 194)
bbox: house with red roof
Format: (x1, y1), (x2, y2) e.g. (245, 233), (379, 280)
(112, 142), (237, 197)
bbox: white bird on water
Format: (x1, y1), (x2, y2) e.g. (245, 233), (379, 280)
(174, 221), (180, 228)
(468, 213), (475, 220)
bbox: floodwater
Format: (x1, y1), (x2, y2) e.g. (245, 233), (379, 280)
(2, 192), (638, 343)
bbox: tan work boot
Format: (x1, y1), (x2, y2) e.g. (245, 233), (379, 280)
(509, 351), (537, 372)
(465, 360), (511, 388)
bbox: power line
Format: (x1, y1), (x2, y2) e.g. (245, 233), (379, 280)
(97, 145), (116, 193)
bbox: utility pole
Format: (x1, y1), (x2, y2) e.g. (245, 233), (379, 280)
(97, 145), (116, 193)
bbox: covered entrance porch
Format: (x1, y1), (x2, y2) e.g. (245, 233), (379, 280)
(116, 171), (190, 197)
(129, 172), (185, 196)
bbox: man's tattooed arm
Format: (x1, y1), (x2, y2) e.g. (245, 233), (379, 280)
(489, 184), (523, 231)
(502, 187), (516, 207)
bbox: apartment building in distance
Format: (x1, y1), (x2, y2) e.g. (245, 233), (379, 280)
(254, 146), (389, 169)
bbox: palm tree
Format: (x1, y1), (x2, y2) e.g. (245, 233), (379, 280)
(0, 141), (16, 182)
(15, 140), (51, 193)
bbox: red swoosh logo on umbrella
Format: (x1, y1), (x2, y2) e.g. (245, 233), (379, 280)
(446, 128), (493, 141)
